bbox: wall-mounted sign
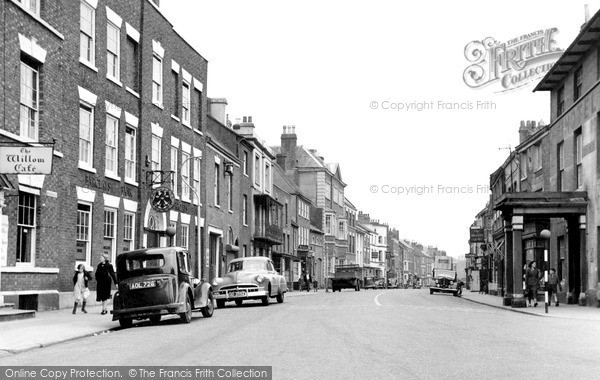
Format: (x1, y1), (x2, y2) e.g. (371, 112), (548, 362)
(469, 228), (485, 243)
(0, 146), (53, 174)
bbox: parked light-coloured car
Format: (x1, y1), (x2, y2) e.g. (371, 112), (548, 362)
(211, 257), (288, 307)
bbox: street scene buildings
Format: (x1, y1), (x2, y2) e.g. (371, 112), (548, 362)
(0, 0), (447, 312)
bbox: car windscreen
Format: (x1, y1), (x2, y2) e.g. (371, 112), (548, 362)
(228, 260), (267, 272)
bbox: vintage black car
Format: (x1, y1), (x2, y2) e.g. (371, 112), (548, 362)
(111, 247), (214, 328)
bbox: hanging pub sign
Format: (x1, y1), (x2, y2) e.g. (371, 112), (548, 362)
(0, 146), (53, 174)
(150, 186), (175, 213)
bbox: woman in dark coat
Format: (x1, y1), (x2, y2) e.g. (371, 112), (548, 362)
(96, 253), (118, 315)
(525, 261), (541, 307)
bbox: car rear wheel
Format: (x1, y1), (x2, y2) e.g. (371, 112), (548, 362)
(216, 299), (225, 309)
(119, 318), (132, 329)
(201, 292), (214, 318)
(149, 315), (161, 324)
(180, 293), (192, 324)
(276, 292), (284, 303)
(235, 299), (243, 307)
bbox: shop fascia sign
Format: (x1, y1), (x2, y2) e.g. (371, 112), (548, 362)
(0, 146), (54, 174)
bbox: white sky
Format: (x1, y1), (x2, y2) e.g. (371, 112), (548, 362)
(162, 0), (600, 259)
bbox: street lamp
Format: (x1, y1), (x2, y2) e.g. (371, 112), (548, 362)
(179, 155), (203, 280)
(539, 229), (551, 314)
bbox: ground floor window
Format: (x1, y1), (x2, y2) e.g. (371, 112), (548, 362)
(76, 203), (92, 262)
(123, 212), (135, 251)
(16, 192), (36, 264)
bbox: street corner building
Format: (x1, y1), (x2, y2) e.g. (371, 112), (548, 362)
(0, 0), (208, 310)
(470, 8), (600, 308)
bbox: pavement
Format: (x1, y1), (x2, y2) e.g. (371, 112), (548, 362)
(1, 288), (599, 358)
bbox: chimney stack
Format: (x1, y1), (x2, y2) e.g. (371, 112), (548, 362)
(585, 4), (591, 23)
(518, 119), (538, 144)
(208, 98), (228, 126)
(281, 125), (297, 170)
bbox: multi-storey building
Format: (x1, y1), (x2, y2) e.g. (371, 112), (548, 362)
(0, 0), (208, 310)
(233, 121), (283, 259)
(358, 212), (388, 281)
(274, 126), (348, 281)
(344, 197), (358, 265)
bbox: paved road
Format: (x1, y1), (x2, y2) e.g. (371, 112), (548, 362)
(1, 289), (599, 379)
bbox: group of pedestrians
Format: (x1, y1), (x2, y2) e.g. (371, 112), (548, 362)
(524, 261), (561, 307)
(72, 253), (118, 315)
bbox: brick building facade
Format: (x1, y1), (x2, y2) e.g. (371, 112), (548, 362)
(0, 0), (208, 310)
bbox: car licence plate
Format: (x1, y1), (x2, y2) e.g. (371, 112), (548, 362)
(129, 280), (156, 290)
(229, 290), (247, 297)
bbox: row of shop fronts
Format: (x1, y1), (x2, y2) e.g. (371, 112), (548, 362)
(469, 7), (600, 307)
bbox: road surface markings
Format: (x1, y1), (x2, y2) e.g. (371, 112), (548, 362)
(374, 292), (386, 306)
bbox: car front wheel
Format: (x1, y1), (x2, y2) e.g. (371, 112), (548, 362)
(201, 292), (214, 318)
(216, 299), (225, 309)
(235, 299), (243, 307)
(180, 293), (192, 324)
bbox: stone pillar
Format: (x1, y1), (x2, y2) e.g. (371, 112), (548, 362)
(503, 221), (514, 307)
(579, 215), (587, 306)
(511, 216), (527, 308)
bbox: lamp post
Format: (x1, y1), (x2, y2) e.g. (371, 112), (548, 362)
(180, 155), (203, 280)
(540, 229), (551, 314)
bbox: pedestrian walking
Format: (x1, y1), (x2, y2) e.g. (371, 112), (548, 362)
(72, 264), (92, 314)
(548, 268), (561, 306)
(313, 279), (318, 292)
(96, 253), (118, 315)
(305, 272), (312, 292)
(525, 261), (541, 307)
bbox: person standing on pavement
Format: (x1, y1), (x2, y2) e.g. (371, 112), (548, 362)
(73, 264), (92, 314)
(305, 272), (312, 292)
(548, 268), (561, 307)
(95, 253), (118, 315)
(525, 261), (541, 307)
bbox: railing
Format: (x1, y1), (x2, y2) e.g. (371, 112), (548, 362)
(254, 223), (283, 244)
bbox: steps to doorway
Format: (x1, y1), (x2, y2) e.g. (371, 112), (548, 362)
(0, 303), (36, 322)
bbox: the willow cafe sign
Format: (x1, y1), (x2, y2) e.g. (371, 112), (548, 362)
(0, 146), (53, 174)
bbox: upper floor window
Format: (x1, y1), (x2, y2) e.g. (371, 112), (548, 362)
(575, 129), (583, 189)
(557, 86), (564, 116)
(254, 154), (261, 186)
(79, 104), (94, 168)
(105, 114), (118, 176)
(170, 146), (178, 195)
(151, 135), (161, 171)
(214, 163), (221, 206)
(20, 59), (39, 140)
(182, 81), (191, 125)
(325, 181), (331, 200)
(264, 163), (271, 191)
(243, 151), (249, 176)
(152, 55), (163, 106)
(20, 0), (39, 15)
(193, 158), (201, 204)
(124, 126), (136, 181)
(106, 22), (120, 81)
(80, 1), (95, 66)
(125, 37), (139, 92)
(574, 67), (583, 101)
(181, 152), (191, 201)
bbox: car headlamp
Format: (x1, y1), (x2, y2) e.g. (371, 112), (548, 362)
(211, 278), (223, 286)
(255, 275), (265, 283)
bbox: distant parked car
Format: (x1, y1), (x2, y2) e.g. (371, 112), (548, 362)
(211, 257), (288, 308)
(111, 247), (214, 328)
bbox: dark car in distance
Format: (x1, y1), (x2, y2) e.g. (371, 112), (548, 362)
(111, 247), (214, 328)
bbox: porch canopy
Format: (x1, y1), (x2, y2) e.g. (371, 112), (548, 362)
(494, 191), (587, 216)
(493, 191), (588, 307)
